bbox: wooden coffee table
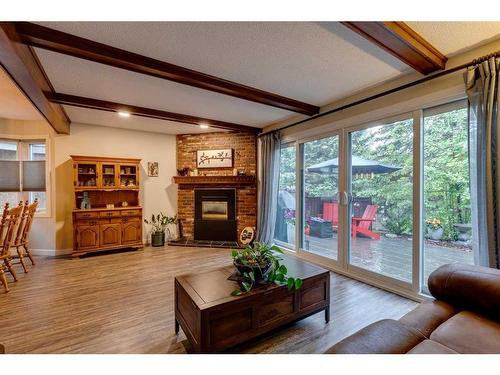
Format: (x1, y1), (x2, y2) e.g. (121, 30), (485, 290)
(174, 255), (330, 353)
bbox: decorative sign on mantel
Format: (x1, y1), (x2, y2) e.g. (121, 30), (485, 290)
(196, 149), (233, 168)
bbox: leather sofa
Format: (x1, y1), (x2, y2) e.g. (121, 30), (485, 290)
(326, 263), (500, 354)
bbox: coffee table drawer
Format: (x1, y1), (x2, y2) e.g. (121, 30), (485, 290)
(300, 277), (328, 310)
(257, 291), (295, 327)
(209, 308), (253, 346)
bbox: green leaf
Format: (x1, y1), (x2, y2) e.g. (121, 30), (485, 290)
(231, 250), (238, 258)
(275, 273), (285, 282)
(242, 282), (252, 292)
(231, 289), (243, 296)
(248, 271), (255, 282)
(294, 278), (303, 290)
(271, 245), (284, 254)
(287, 277), (295, 290)
(278, 264), (287, 274)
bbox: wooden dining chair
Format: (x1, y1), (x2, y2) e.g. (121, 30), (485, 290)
(12, 199), (38, 272)
(0, 203), (23, 293)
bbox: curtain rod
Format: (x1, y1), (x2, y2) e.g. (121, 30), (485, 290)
(258, 50), (500, 138)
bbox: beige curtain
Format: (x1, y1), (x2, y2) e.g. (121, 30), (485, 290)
(465, 57), (500, 268)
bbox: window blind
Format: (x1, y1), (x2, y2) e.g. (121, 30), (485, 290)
(22, 160), (46, 192)
(0, 161), (21, 192)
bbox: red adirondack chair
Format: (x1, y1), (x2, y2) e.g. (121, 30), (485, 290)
(322, 202), (339, 229)
(351, 204), (380, 240)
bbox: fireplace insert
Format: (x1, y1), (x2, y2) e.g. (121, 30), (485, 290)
(194, 189), (237, 241)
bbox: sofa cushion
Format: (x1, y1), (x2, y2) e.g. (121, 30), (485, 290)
(399, 300), (457, 338)
(428, 263), (500, 321)
(407, 339), (458, 354)
(430, 311), (500, 353)
(326, 319), (426, 354)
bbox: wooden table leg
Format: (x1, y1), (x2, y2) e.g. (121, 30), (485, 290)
(175, 318), (180, 334)
(325, 307), (330, 323)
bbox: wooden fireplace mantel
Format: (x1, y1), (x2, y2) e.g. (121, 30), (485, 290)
(173, 175), (256, 186)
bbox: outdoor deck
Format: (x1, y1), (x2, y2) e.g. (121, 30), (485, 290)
(303, 234), (473, 284)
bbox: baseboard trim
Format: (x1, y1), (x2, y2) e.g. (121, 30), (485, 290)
(32, 248), (72, 257)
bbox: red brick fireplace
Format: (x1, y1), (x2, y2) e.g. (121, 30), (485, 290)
(175, 132), (257, 241)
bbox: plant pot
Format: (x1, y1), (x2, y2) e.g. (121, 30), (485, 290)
(233, 261), (271, 281)
(151, 232), (165, 247)
(428, 227), (443, 240)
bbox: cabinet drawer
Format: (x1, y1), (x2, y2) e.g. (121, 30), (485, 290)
(120, 216), (140, 223)
(75, 211), (99, 219)
(121, 209), (141, 216)
(99, 211), (121, 218)
(76, 219), (100, 226)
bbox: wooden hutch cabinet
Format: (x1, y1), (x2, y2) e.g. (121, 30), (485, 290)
(71, 155), (143, 257)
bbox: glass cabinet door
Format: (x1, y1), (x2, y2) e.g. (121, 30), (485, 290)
(101, 163), (117, 188)
(75, 161), (99, 188)
(119, 164), (138, 188)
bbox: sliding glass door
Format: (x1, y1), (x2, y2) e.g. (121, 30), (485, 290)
(422, 101), (474, 292)
(277, 99), (479, 296)
(347, 118), (414, 283)
(300, 135), (340, 261)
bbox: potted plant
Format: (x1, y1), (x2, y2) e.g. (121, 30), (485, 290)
(230, 242), (303, 296)
(425, 218), (443, 240)
(144, 213), (177, 247)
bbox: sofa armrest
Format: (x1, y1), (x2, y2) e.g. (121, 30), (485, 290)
(428, 263), (500, 321)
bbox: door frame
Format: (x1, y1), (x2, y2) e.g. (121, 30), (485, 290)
(295, 129), (344, 269)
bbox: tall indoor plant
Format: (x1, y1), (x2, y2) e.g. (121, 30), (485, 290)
(144, 213), (177, 246)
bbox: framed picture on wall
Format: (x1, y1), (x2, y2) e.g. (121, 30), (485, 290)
(148, 162), (159, 177)
(196, 149), (233, 168)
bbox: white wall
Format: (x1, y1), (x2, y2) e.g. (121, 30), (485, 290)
(0, 118), (56, 252)
(1, 119), (177, 255)
(53, 123), (177, 251)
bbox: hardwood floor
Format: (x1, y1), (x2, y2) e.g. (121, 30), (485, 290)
(0, 246), (417, 353)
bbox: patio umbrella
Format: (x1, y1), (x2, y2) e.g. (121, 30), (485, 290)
(307, 155), (401, 176)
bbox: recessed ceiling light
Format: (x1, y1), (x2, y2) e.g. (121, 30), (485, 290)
(200, 124), (209, 129)
(118, 111), (131, 118)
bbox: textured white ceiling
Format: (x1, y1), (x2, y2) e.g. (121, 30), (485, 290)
(0, 68), (42, 121)
(35, 48), (290, 128)
(34, 22), (411, 134)
(37, 22), (409, 105)
(408, 22), (500, 55)
(28, 22), (500, 135)
(64, 106), (226, 135)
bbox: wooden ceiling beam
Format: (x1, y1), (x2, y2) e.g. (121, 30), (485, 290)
(0, 23), (70, 134)
(13, 22), (319, 116)
(47, 92), (261, 134)
(341, 22), (447, 75)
